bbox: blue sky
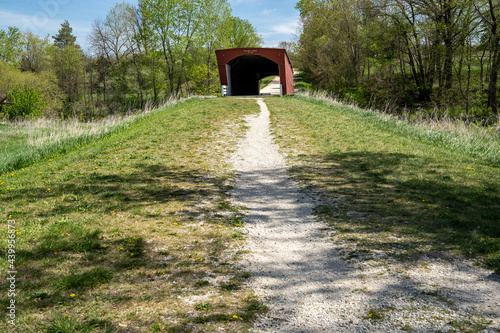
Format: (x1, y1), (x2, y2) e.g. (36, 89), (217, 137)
(0, 0), (300, 50)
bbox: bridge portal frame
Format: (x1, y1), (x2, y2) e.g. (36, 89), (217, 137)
(215, 48), (294, 96)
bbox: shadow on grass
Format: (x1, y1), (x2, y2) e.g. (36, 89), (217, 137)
(36, 315), (118, 333)
(0, 163), (244, 330)
(6, 163), (219, 217)
(292, 151), (500, 270)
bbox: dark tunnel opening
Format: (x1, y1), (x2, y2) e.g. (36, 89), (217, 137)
(228, 55), (279, 96)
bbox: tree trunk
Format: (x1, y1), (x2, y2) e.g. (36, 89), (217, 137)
(488, 47), (500, 114)
(486, 0), (499, 114)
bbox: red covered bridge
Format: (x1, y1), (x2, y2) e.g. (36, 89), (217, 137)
(215, 48), (294, 96)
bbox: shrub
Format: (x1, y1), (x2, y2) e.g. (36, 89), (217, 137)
(0, 61), (63, 116)
(3, 84), (45, 119)
(484, 252), (500, 272)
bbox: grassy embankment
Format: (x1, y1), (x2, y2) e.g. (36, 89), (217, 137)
(0, 101), (175, 175)
(266, 95), (500, 271)
(259, 76), (276, 90)
(0, 98), (267, 332)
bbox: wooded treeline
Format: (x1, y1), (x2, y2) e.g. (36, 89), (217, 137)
(0, 0), (262, 120)
(295, 0), (500, 118)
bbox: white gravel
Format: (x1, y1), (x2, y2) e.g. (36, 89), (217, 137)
(230, 98), (500, 332)
(260, 76), (281, 95)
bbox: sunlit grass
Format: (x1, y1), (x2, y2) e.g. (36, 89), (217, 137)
(259, 76), (277, 90)
(266, 95), (500, 272)
(299, 90), (500, 164)
(0, 98), (180, 175)
(0, 98), (266, 332)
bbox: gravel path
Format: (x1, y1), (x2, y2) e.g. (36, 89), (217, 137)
(260, 76), (281, 95)
(230, 99), (500, 332)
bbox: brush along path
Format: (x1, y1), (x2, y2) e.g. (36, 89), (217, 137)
(231, 98), (500, 332)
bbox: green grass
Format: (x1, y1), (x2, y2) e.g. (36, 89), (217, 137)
(293, 71), (312, 92)
(259, 76), (276, 90)
(3, 94), (498, 331)
(58, 266), (113, 291)
(266, 95), (500, 271)
(0, 99), (179, 175)
(299, 92), (500, 164)
(0, 98), (266, 332)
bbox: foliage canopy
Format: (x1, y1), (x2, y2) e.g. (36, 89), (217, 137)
(0, 0), (263, 120)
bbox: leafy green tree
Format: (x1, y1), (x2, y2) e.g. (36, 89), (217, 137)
(295, 0), (496, 115)
(3, 85), (45, 120)
(0, 58), (63, 115)
(296, 0), (364, 89)
(20, 32), (51, 73)
(52, 20), (77, 48)
(139, 0), (262, 96)
(51, 20), (86, 114)
(0, 26), (23, 66)
(197, 0), (233, 93)
(51, 44), (85, 104)
(131, 5), (163, 103)
(139, 0), (206, 95)
(477, 0), (500, 114)
(228, 17), (263, 48)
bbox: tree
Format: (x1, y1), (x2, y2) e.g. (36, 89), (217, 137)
(0, 57), (63, 116)
(20, 32), (51, 73)
(476, 0), (500, 114)
(3, 85), (45, 120)
(278, 41), (297, 56)
(0, 27), (23, 66)
(89, 3), (138, 101)
(51, 20), (86, 114)
(197, 0), (233, 93)
(139, 0), (202, 95)
(295, 0), (494, 114)
(228, 17), (263, 48)
(52, 20), (77, 48)
(130, 4), (164, 103)
(51, 44), (85, 105)
(296, 0), (364, 89)
(89, 4), (136, 61)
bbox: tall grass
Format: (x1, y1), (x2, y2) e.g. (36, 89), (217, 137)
(299, 90), (500, 164)
(0, 97), (182, 174)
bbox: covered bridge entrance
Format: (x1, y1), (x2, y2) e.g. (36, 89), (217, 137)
(215, 48), (293, 96)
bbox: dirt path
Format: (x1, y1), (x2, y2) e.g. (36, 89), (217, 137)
(230, 99), (500, 332)
(260, 76), (281, 95)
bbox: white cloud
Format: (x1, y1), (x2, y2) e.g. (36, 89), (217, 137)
(230, 0), (258, 4)
(270, 23), (298, 35)
(0, 9), (91, 48)
(0, 9), (88, 36)
(0, 9), (61, 34)
(259, 17), (299, 39)
(260, 9), (277, 16)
